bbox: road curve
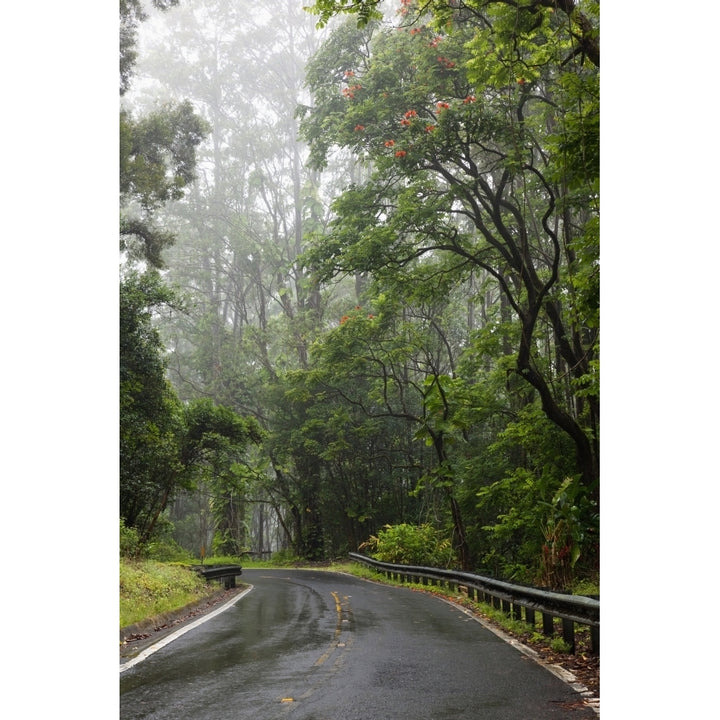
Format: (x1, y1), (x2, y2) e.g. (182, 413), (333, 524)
(120, 569), (597, 719)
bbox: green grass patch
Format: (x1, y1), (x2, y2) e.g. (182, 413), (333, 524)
(120, 559), (218, 628)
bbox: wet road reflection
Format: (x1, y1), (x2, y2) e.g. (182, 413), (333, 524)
(120, 569), (596, 720)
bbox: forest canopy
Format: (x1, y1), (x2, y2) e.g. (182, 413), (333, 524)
(119, 0), (599, 588)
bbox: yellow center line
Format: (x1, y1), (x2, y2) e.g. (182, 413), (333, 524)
(288, 591), (354, 701)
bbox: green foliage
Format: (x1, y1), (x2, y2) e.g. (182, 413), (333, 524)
(270, 549), (305, 566)
(300, 3), (600, 513)
(120, 518), (142, 559)
(183, 400), (263, 452)
(144, 534), (195, 562)
(120, 103), (208, 212)
(119, 558), (210, 628)
(120, 103), (209, 268)
(361, 523), (455, 568)
(120, 0), (181, 94)
(538, 476), (597, 590)
(549, 637), (573, 654)
(120, 277), (263, 546)
(572, 577), (599, 597)
(125, 0), (600, 588)
(304, 0), (383, 29)
(120, 270), (186, 542)
(471, 404), (586, 583)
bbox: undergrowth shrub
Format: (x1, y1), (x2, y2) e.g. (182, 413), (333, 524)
(270, 549), (303, 566)
(361, 524), (455, 568)
(120, 518), (143, 558)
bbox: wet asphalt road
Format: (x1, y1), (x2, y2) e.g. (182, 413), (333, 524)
(120, 569), (596, 719)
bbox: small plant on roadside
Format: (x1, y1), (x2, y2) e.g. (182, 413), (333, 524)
(549, 637), (573, 654)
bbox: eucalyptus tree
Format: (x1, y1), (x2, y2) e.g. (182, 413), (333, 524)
(127, 0), (348, 555)
(129, 0), (330, 383)
(120, 0), (264, 551)
(120, 0), (207, 545)
(121, 0), (181, 97)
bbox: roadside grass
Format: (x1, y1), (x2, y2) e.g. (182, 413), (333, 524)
(120, 554), (597, 655)
(120, 559), (218, 628)
(119, 554), (288, 628)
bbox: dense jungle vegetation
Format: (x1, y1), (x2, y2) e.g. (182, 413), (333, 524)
(120, 0), (599, 590)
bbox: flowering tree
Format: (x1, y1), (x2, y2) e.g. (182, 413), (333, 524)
(300, 2), (599, 531)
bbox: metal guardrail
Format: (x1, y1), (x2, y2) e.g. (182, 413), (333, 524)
(191, 564), (243, 589)
(348, 552), (599, 654)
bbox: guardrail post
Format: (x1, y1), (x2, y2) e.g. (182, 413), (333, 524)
(512, 603), (522, 621)
(562, 618), (575, 653)
(525, 607), (536, 627)
(501, 599), (511, 615)
(542, 612), (554, 636)
(590, 625), (599, 654)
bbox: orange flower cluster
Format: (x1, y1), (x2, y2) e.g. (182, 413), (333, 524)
(463, 95), (476, 104)
(436, 56), (455, 69)
(354, 124), (365, 131)
(400, 110), (418, 127)
(395, 150), (407, 158)
(340, 306), (373, 325)
(436, 101), (450, 111)
(342, 84), (362, 99)
(425, 124), (436, 133)
(384, 139), (395, 147)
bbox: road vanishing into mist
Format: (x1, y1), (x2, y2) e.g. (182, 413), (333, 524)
(120, 569), (596, 719)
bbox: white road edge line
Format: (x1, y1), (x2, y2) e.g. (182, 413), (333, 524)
(119, 585), (254, 673)
(437, 596), (600, 715)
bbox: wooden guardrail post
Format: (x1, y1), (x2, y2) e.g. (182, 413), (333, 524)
(542, 612), (554, 637)
(562, 618), (575, 653)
